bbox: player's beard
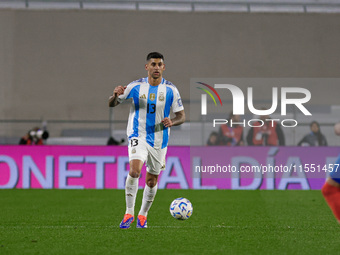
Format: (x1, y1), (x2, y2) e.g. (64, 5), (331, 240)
(152, 72), (161, 79)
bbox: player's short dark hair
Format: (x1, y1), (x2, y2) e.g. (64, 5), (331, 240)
(147, 52), (164, 61)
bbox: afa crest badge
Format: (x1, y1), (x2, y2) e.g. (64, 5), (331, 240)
(159, 92), (165, 101)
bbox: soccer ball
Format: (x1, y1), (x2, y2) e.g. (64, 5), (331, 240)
(169, 197), (193, 220)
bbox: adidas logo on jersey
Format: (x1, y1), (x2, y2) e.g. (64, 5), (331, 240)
(140, 94), (146, 99)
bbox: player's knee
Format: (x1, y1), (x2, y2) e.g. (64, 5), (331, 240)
(129, 170), (140, 178)
(146, 179), (157, 188)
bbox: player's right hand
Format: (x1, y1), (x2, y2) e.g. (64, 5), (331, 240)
(113, 86), (126, 97)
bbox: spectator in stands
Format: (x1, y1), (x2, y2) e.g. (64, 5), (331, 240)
(207, 131), (220, 146)
(246, 113), (285, 146)
(19, 127), (49, 145)
(218, 112), (244, 146)
(107, 136), (125, 145)
(297, 121), (327, 146)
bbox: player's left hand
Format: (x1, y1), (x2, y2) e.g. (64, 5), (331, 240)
(161, 117), (173, 128)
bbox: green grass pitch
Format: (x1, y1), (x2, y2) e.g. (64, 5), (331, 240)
(0, 189), (339, 254)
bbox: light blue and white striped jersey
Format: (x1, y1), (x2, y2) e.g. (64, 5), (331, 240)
(118, 77), (184, 149)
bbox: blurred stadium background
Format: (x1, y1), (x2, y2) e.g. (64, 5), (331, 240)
(2, 2), (340, 254)
(0, 0), (340, 146)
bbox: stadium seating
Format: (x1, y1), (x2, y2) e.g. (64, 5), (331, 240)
(1, 0), (340, 13)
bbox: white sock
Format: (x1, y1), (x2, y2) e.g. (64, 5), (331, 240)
(125, 174), (139, 215)
(138, 184), (158, 217)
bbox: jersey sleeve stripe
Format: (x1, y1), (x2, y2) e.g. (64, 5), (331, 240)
(126, 84), (138, 99)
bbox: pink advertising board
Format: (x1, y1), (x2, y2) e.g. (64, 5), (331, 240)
(0, 145), (339, 190)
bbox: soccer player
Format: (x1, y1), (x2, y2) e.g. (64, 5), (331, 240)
(322, 122), (340, 223)
(109, 52), (185, 228)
